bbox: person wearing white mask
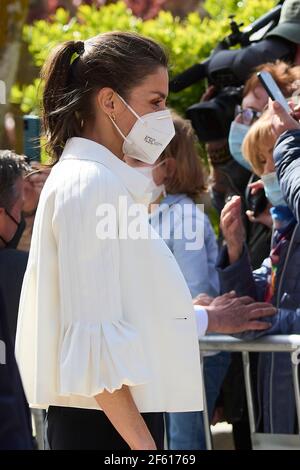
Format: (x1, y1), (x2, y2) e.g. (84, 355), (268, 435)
(15, 32), (276, 450)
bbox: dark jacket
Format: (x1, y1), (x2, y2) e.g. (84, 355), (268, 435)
(275, 129), (300, 223)
(0, 287), (33, 449)
(0, 249), (28, 344)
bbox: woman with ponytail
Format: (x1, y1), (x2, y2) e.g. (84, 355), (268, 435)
(14, 32), (204, 450)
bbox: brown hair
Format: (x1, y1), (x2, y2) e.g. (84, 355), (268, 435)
(41, 32), (168, 162)
(242, 110), (276, 176)
(159, 112), (207, 202)
(243, 60), (300, 98)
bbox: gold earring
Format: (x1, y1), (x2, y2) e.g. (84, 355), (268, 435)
(111, 113), (116, 121)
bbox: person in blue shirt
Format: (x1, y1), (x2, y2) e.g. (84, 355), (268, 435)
(148, 113), (230, 450)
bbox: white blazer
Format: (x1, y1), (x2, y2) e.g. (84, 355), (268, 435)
(15, 137), (204, 412)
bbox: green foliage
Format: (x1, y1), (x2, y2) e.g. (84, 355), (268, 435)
(11, 78), (43, 114)
(204, 0), (277, 22)
(12, 0), (277, 116)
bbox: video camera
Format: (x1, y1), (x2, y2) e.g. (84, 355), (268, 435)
(170, 1), (295, 142)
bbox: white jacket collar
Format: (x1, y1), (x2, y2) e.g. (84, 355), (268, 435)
(60, 137), (150, 201)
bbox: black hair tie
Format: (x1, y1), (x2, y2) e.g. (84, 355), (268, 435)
(74, 41), (85, 56)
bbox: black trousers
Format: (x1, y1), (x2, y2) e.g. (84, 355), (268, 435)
(47, 406), (164, 450)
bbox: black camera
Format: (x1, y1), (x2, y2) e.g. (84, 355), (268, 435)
(186, 86), (242, 142)
(170, 1), (295, 142)
(246, 187), (269, 218)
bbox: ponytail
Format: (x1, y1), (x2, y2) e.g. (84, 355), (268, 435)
(41, 40), (87, 162)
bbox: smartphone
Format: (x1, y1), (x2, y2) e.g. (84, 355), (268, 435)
(257, 71), (291, 113)
(247, 187), (269, 217)
(23, 115), (41, 162)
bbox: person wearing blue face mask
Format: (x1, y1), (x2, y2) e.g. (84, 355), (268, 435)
(242, 108), (291, 211)
(219, 65), (277, 449)
(228, 61), (300, 172)
(217, 64), (297, 268)
(217, 106), (300, 436)
(260, 172), (287, 207)
(228, 110), (260, 172)
(226, 69), (267, 179)
(225, 62), (300, 267)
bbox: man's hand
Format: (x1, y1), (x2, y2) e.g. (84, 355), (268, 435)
(193, 293), (214, 306)
(193, 291), (237, 307)
(206, 296), (277, 334)
(220, 196), (245, 264)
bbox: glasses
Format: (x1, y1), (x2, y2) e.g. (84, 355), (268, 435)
(235, 105), (262, 126)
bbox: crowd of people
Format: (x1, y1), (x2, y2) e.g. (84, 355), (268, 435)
(1, 0), (300, 452)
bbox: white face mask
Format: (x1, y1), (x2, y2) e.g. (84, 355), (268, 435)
(133, 162), (166, 203)
(110, 94), (175, 165)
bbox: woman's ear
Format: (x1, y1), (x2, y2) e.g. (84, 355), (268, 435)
(96, 88), (114, 116)
(96, 88), (126, 118)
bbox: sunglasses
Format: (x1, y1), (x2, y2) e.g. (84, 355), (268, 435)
(235, 105), (262, 126)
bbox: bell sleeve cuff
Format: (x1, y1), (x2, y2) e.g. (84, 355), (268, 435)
(59, 319), (150, 397)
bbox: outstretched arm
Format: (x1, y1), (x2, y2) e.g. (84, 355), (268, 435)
(269, 100), (300, 221)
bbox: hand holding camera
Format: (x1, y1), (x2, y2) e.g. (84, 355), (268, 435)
(245, 180), (272, 228)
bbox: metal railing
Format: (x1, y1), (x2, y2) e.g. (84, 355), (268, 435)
(199, 334), (300, 450)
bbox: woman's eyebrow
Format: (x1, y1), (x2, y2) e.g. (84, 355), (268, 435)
(150, 91), (167, 99)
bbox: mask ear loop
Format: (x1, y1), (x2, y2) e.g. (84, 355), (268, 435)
(116, 93), (144, 122)
(109, 92), (147, 145)
(109, 92), (142, 145)
(153, 159), (167, 170)
(109, 114), (132, 144)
